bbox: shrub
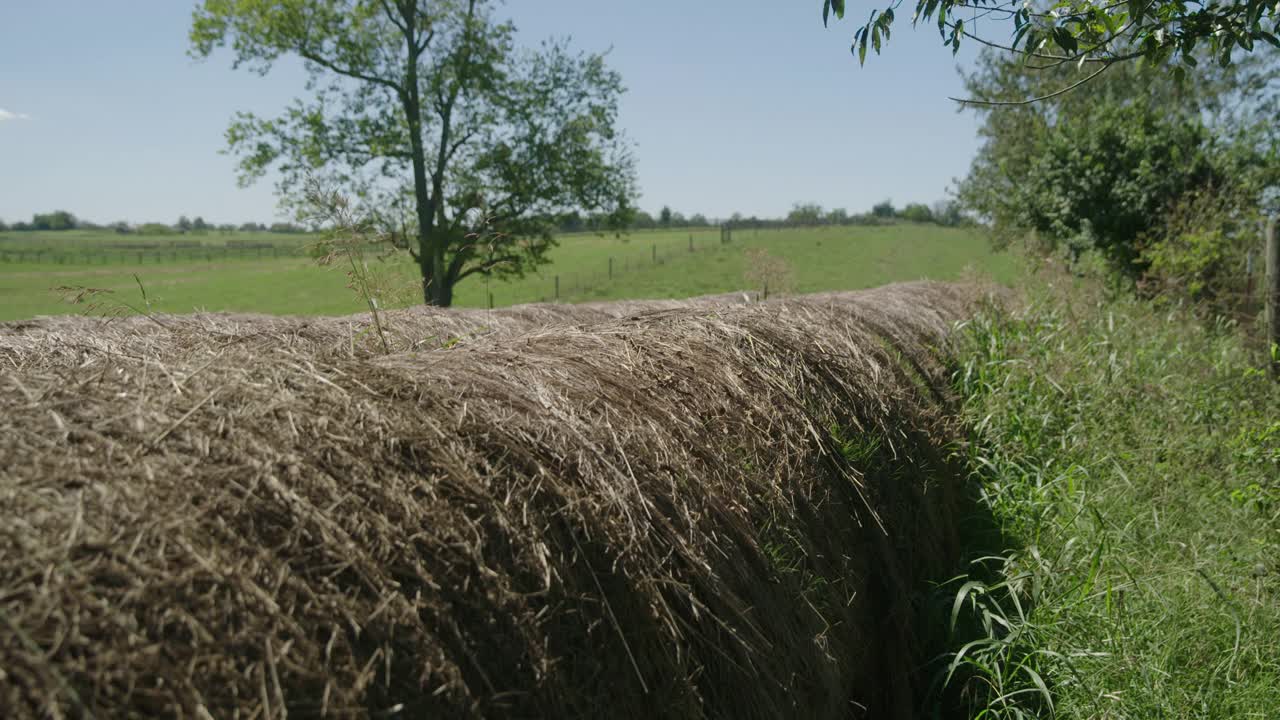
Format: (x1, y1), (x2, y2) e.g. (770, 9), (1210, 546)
(899, 203), (933, 223)
(1139, 184), (1261, 318)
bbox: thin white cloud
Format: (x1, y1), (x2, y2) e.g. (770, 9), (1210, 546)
(0, 109), (31, 122)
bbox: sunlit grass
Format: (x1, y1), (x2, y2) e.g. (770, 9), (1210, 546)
(940, 270), (1280, 717)
(0, 224), (1016, 320)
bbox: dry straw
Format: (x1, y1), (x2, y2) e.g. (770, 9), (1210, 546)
(0, 282), (993, 719)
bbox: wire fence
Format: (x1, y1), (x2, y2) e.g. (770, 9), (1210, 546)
(478, 227), (741, 308)
(0, 244), (309, 266)
(0, 226), (750, 308)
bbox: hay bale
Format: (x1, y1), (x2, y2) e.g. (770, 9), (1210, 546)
(0, 282), (991, 719)
(0, 292), (756, 370)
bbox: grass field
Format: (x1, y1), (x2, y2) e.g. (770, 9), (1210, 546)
(0, 224), (1016, 321)
(0, 229), (313, 253)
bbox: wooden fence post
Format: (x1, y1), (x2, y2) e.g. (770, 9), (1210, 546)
(1267, 216), (1280, 377)
(555, 275), (560, 300)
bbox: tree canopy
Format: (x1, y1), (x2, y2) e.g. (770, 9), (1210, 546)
(191, 0), (636, 306)
(822, 0), (1280, 99)
(30, 211), (78, 232)
(955, 34), (1280, 295)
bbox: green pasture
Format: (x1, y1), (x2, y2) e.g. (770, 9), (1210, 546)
(0, 229), (312, 252)
(0, 224), (1017, 321)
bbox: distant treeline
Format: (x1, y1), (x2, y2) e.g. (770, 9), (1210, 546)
(4, 200), (969, 238)
(0, 211), (308, 235)
(557, 199), (970, 234)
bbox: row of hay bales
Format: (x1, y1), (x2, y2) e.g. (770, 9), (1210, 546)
(0, 282), (990, 719)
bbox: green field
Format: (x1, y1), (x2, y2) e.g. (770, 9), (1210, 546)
(0, 224), (1017, 321)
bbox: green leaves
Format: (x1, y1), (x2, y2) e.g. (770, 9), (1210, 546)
(1052, 26), (1078, 55)
(823, 0), (1280, 77)
(851, 8), (895, 65)
(195, 0), (636, 306)
(822, 0), (846, 27)
(1128, 0), (1146, 27)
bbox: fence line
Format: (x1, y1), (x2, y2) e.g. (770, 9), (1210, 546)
(529, 227), (738, 305)
(1, 226), (758, 309)
(0, 244), (307, 266)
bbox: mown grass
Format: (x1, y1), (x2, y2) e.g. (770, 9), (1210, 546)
(565, 224), (1019, 303)
(940, 267), (1280, 718)
(0, 224), (1016, 321)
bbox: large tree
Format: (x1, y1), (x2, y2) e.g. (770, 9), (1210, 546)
(191, 0), (636, 306)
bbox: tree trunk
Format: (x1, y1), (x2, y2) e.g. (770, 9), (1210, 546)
(1267, 215), (1280, 378)
(418, 252), (435, 307)
(399, 20), (439, 306)
(430, 239), (452, 306)
(431, 266), (454, 306)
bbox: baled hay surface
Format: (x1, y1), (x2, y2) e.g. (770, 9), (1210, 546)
(1, 282), (986, 719)
(0, 292), (755, 369)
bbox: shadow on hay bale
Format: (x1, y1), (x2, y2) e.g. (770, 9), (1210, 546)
(0, 281), (998, 719)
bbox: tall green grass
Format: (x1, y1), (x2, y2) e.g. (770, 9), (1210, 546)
(942, 270), (1280, 717)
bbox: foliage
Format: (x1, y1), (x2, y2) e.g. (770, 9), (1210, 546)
(822, 0), (1280, 97)
(931, 199), (966, 227)
(190, 0), (636, 306)
(957, 47), (1280, 282)
(898, 202), (933, 223)
(30, 211), (78, 232)
(138, 223), (175, 236)
(1139, 184), (1261, 313)
(1020, 103), (1225, 276)
(786, 202), (826, 225)
(945, 271), (1280, 716)
(871, 199), (896, 218)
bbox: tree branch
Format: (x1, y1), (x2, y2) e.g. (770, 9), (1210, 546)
(949, 20), (1142, 67)
(377, 0), (408, 34)
(445, 129), (479, 163)
(950, 62), (1113, 106)
(297, 47), (404, 96)
(454, 251), (524, 283)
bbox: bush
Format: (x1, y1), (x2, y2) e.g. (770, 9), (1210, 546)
(1139, 184), (1261, 318)
(899, 203), (933, 223)
(1020, 104), (1228, 277)
(138, 223), (173, 236)
(31, 211), (78, 231)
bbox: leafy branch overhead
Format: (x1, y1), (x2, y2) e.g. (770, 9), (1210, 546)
(823, 0), (1280, 83)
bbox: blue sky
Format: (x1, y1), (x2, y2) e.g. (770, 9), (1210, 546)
(0, 1), (983, 225)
